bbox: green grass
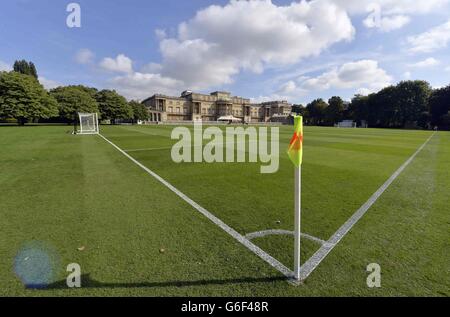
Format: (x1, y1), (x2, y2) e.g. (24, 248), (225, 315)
(0, 124), (448, 296)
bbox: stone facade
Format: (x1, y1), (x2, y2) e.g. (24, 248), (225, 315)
(142, 91), (292, 123)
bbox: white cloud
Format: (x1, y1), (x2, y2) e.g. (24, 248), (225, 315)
(109, 72), (184, 100)
(407, 20), (450, 53)
(0, 61), (11, 71)
(75, 48), (95, 64)
(356, 88), (373, 96)
(300, 60), (392, 93)
(39, 77), (61, 90)
(445, 66), (450, 72)
(141, 62), (163, 73)
(332, 0), (448, 32)
(363, 14), (410, 32)
(100, 54), (133, 74)
(403, 71), (412, 79)
(158, 0), (354, 89)
(331, 0), (449, 15)
(408, 57), (440, 68)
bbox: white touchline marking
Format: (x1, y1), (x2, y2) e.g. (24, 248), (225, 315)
(299, 132), (436, 281)
(245, 230), (329, 246)
(98, 134), (294, 279)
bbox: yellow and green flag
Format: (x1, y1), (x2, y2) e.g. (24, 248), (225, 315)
(287, 116), (304, 167)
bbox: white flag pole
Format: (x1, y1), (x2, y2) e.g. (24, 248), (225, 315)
(294, 165), (301, 281)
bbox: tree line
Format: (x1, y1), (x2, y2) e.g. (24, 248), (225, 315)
(2, 59), (449, 129)
(0, 60), (149, 125)
(293, 80), (450, 130)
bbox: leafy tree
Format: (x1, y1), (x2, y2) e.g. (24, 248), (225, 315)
(348, 94), (370, 125)
(13, 60), (38, 79)
(73, 85), (98, 100)
(429, 85), (450, 128)
(95, 89), (133, 124)
(50, 86), (99, 122)
(291, 104), (305, 115)
(129, 100), (149, 123)
(0, 71), (58, 125)
(325, 96), (345, 125)
(369, 86), (398, 127)
(306, 99), (328, 125)
(395, 80), (431, 127)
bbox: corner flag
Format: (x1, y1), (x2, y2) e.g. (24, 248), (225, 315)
(287, 116), (303, 167)
(288, 115), (304, 282)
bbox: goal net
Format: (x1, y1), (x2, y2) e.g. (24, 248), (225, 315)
(77, 113), (99, 134)
(336, 120), (357, 128)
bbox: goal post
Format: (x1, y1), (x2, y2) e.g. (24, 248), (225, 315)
(76, 113), (99, 135)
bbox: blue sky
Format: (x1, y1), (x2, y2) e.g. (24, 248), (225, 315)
(1, 0), (450, 104)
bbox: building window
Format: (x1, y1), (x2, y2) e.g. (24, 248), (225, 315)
(184, 107), (188, 114)
(169, 106), (173, 113)
(176, 107), (180, 113)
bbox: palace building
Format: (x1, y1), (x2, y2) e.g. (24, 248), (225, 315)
(142, 90), (292, 123)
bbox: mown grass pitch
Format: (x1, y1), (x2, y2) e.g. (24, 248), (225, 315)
(0, 125), (448, 296)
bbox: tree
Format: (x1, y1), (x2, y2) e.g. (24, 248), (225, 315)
(395, 80), (431, 128)
(325, 96), (345, 125)
(291, 104), (305, 115)
(306, 99), (328, 125)
(0, 71), (58, 125)
(369, 85), (398, 127)
(429, 85), (450, 128)
(73, 85), (98, 100)
(95, 89), (133, 124)
(129, 100), (149, 123)
(13, 60), (38, 79)
(349, 94), (370, 125)
(50, 86), (99, 122)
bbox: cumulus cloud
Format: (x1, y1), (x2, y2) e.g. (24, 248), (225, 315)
(100, 54), (133, 74)
(364, 14), (410, 32)
(330, 0), (448, 15)
(158, 0), (354, 88)
(109, 72), (184, 100)
(332, 0), (448, 32)
(299, 60), (392, 93)
(407, 20), (450, 53)
(102, 0), (448, 100)
(141, 62), (163, 73)
(75, 48), (95, 64)
(409, 57), (440, 68)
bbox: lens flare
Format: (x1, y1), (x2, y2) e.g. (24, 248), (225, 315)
(14, 241), (59, 289)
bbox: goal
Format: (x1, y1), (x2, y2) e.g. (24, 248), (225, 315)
(335, 120), (357, 128)
(77, 113), (99, 135)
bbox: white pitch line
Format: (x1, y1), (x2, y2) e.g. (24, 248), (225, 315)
(98, 134), (294, 279)
(245, 229), (328, 246)
(300, 132), (436, 281)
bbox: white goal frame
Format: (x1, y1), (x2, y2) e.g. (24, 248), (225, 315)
(336, 121), (357, 128)
(77, 113), (99, 135)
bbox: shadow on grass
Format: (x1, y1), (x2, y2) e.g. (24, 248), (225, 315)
(37, 274), (286, 290)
